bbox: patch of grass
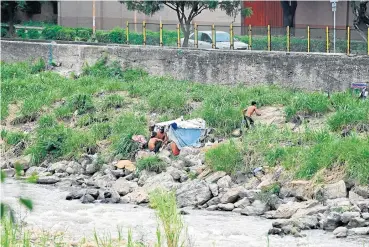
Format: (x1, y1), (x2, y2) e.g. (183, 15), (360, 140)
(82, 56), (124, 79)
(205, 140), (244, 174)
(0, 129), (27, 146)
(38, 114), (57, 128)
(101, 94), (125, 111)
(149, 189), (185, 247)
(148, 90), (187, 115)
(327, 104), (369, 131)
(67, 94), (95, 115)
(91, 122), (112, 140)
(136, 156), (166, 173)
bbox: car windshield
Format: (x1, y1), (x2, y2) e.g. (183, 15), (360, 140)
(216, 32), (238, 42)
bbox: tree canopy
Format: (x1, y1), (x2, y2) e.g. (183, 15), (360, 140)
(120, 1), (252, 47)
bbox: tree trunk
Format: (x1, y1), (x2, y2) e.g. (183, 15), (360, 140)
(280, 1), (297, 28)
(7, 2), (16, 37)
(181, 22), (191, 47)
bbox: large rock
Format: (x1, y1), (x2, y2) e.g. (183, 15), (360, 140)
(25, 167), (47, 177)
(218, 203), (235, 211)
(80, 194), (95, 204)
(176, 180), (212, 208)
(66, 161), (84, 174)
(66, 189), (85, 200)
(94, 174), (116, 188)
(234, 198), (251, 209)
(321, 212), (341, 231)
(143, 172), (177, 191)
(274, 200), (319, 219)
(209, 183), (219, 197)
(352, 186), (369, 199)
(217, 175), (232, 189)
(241, 200), (269, 216)
(111, 169), (124, 178)
(167, 167), (188, 182)
(280, 180), (312, 200)
(220, 187), (246, 204)
(347, 227), (369, 236)
(292, 205), (328, 218)
(362, 213), (369, 220)
(326, 198), (351, 207)
(341, 212), (361, 224)
(205, 171), (226, 183)
(323, 180), (347, 199)
(138, 170), (156, 186)
(85, 163), (100, 175)
(272, 216), (319, 230)
(2, 168), (15, 178)
(333, 227), (348, 238)
(122, 188), (149, 204)
(112, 178), (138, 196)
(355, 199), (369, 212)
(115, 160), (136, 173)
(48, 161), (68, 173)
(10, 155), (32, 170)
(207, 197), (221, 206)
(37, 176), (60, 184)
(347, 217), (366, 228)
(349, 191), (364, 201)
(243, 190), (261, 203)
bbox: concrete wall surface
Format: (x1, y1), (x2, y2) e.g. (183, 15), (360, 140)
(1, 40), (368, 92)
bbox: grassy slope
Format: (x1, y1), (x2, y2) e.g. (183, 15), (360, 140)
(1, 58), (369, 184)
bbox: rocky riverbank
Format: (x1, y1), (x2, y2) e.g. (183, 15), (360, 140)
(2, 141), (369, 240)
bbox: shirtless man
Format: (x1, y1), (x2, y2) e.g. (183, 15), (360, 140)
(155, 126), (168, 144)
(242, 101), (261, 128)
(148, 132), (163, 153)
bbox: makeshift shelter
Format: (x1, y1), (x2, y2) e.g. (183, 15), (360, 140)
(154, 118), (207, 150)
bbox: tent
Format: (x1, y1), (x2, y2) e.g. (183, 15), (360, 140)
(154, 118), (207, 150)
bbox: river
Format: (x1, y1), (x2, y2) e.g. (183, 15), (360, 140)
(1, 179), (367, 247)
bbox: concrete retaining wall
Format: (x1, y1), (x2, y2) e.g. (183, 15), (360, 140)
(1, 40), (368, 91)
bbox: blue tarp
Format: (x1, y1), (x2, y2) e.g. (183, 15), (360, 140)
(168, 126), (203, 150)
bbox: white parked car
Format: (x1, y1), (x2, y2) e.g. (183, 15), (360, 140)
(181, 31), (249, 50)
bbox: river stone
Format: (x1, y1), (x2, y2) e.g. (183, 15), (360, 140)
(205, 171), (226, 183)
(217, 175), (232, 189)
(279, 180), (312, 200)
(220, 187), (246, 204)
(207, 197), (220, 206)
(86, 189), (99, 199)
(56, 180), (73, 188)
(109, 189), (121, 203)
(48, 161), (68, 173)
(321, 212), (341, 230)
(143, 172), (177, 191)
(241, 200), (269, 216)
(234, 198), (251, 209)
(66, 190), (85, 200)
(362, 213), (369, 220)
(206, 205), (218, 211)
(333, 227), (348, 238)
(218, 203), (235, 211)
(111, 169), (124, 178)
(355, 199), (369, 212)
(66, 161), (84, 174)
(243, 190), (261, 203)
(25, 167), (47, 177)
(326, 198), (351, 207)
(292, 205), (328, 218)
(37, 175), (60, 184)
(2, 168), (15, 178)
(341, 212), (361, 224)
(10, 155), (32, 170)
(94, 173), (116, 188)
(349, 190), (364, 202)
(352, 186), (369, 199)
(323, 180), (347, 199)
(85, 163), (99, 175)
(347, 227), (369, 235)
(54, 172), (70, 178)
(116, 160), (136, 172)
(138, 170), (156, 186)
(274, 200), (319, 219)
(348, 217), (366, 228)
(112, 178), (138, 196)
(209, 183), (219, 197)
(167, 167), (187, 182)
(80, 194), (95, 204)
(122, 188), (149, 204)
(265, 211), (277, 219)
(176, 180), (212, 208)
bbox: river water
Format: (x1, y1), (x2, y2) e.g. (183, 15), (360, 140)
(1, 179), (367, 247)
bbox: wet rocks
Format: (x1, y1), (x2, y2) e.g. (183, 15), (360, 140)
(176, 180), (211, 208)
(220, 186), (245, 204)
(274, 200), (319, 219)
(66, 161), (84, 175)
(241, 200), (269, 216)
(85, 163), (99, 175)
(320, 212), (341, 230)
(80, 194), (95, 204)
(112, 178), (138, 196)
(205, 171), (226, 184)
(333, 226), (348, 238)
(280, 180), (312, 200)
(218, 203), (235, 211)
(143, 172), (177, 191)
(37, 175), (60, 184)
(66, 190), (85, 200)
(323, 180), (347, 199)
(217, 175), (232, 189)
(347, 217), (366, 228)
(234, 198), (251, 209)
(341, 212), (361, 224)
(122, 188), (149, 204)
(48, 161), (68, 173)
(25, 167), (47, 177)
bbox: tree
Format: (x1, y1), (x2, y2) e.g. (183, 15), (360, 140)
(120, 1), (252, 47)
(351, 1), (369, 42)
(280, 1), (297, 28)
(1, 1), (45, 36)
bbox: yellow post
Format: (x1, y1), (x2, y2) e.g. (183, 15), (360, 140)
(347, 26), (350, 55)
(211, 24), (215, 49)
(143, 21), (146, 46)
(248, 24), (252, 50)
(126, 21), (129, 44)
(267, 25), (271, 51)
(194, 23), (198, 48)
(159, 21), (163, 47)
(287, 26), (290, 52)
(230, 23), (234, 50)
(326, 26), (329, 53)
(177, 23), (180, 48)
(307, 26), (310, 53)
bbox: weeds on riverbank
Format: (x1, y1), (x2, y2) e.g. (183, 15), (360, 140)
(1, 59), (369, 184)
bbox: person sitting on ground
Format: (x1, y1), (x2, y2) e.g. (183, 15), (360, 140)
(242, 101), (261, 128)
(148, 131), (163, 153)
(155, 126), (168, 144)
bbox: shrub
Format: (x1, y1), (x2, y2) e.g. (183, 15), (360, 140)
(136, 156), (166, 173)
(96, 30), (110, 43)
(108, 27), (125, 43)
(82, 56), (124, 79)
(101, 95), (124, 111)
(27, 29), (41, 39)
(205, 140), (244, 174)
(30, 58), (45, 74)
(16, 29), (26, 39)
(41, 25), (63, 40)
(1, 129), (27, 146)
(56, 27), (76, 41)
(76, 28), (92, 41)
(91, 122), (111, 140)
(1, 27), (8, 37)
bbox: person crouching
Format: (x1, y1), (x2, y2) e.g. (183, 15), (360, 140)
(148, 131), (163, 153)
